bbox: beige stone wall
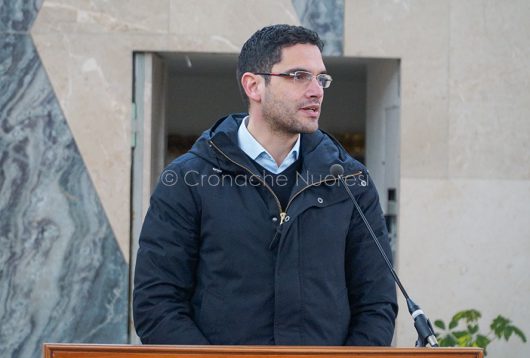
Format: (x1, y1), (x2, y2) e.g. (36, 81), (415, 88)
(345, 1), (530, 356)
(30, 0), (300, 260)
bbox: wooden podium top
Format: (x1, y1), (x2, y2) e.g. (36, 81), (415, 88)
(43, 344), (483, 358)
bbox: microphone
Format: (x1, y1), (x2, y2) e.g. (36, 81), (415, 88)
(330, 163), (345, 178)
(330, 163), (439, 348)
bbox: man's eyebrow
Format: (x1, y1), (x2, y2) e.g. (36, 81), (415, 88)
(283, 67), (328, 74)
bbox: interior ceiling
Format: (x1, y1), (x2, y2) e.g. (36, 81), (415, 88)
(159, 51), (368, 80)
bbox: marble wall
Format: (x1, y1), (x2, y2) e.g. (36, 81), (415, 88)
(292, 0), (344, 55)
(0, 1), (128, 357)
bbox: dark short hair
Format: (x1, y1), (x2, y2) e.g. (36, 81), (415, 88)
(237, 24), (324, 104)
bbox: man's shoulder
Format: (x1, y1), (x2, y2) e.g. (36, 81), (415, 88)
(165, 151), (211, 174)
(302, 130), (366, 174)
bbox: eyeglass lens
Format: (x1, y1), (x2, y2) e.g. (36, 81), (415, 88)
(293, 71), (332, 88)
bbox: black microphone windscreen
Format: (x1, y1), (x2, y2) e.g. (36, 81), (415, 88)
(330, 164), (344, 177)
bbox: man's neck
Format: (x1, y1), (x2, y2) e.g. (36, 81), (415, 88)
(246, 116), (299, 166)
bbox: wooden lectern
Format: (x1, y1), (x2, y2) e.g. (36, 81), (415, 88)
(43, 344), (483, 358)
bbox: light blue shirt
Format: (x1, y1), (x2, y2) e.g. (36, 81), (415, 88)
(237, 116), (300, 174)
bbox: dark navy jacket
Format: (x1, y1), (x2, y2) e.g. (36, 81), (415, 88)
(133, 114), (397, 345)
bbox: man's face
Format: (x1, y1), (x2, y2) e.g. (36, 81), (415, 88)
(260, 43), (327, 135)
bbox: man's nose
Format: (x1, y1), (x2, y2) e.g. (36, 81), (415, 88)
(306, 76), (324, 98)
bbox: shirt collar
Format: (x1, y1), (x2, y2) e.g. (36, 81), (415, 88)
(237, 116), (300, 163)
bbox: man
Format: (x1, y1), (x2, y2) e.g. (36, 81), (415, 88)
(133, 24), (397, 346)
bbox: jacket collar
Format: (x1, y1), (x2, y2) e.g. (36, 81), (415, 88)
(190, 113), (365, 181)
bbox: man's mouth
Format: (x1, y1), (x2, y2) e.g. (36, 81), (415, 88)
(300, 104), (320, 115)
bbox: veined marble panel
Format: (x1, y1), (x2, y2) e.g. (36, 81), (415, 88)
(292, 0), (344, 56)
(31, 32), (134, 257)
(0, 34), (128, 357)
(0, 0), (42, 33)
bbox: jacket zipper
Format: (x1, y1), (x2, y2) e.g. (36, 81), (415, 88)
(209, 140), (284, 217)
(209, 139), (363, 225)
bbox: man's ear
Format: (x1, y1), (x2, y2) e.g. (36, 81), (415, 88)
(241, 72), (263, 103)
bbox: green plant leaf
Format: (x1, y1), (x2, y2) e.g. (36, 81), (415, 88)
(447, 335), (456, 346)
(512, 326), (527, 343)
(452, 330), (468, 339)
(468, 324), (479, 335)
(475, 334), (491, 349)
(491, 315), (510, 338)
(452, 330), (471, 338)
(439, 334), (457, 347)
(504, 326), (514, 341)
(436, 309), (527, 353)
(456, 333), (473, 347)
(449, 318), (459, 330)
(434, 320), (446, 330)
(453, 309), (481, 323)
(464, 309), (482, 322)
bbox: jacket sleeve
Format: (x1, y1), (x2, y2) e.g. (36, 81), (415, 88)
(133, 163), (209, 344)
(344, 178), (398, 346)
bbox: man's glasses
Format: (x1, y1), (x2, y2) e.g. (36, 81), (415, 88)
(254, 71), (333, 89)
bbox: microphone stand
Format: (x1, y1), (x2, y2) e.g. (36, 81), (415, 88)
(332, 165), (439, 347)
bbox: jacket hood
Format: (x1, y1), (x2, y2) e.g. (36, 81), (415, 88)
(189, 113), (366, 180)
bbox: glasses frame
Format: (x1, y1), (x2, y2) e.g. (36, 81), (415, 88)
(254, 70), (333, 89)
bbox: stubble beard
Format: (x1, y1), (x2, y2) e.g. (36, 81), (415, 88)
(262, 92), (319, 136)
